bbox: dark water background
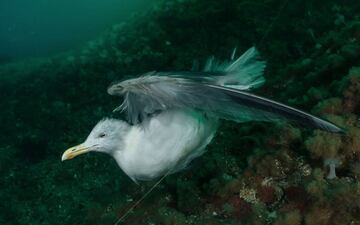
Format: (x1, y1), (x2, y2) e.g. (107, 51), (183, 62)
(0, 0), (360, 224)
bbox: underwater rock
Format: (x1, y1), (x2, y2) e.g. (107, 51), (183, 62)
(327, 54), (345, 69)
(350, 162), (360, 180)
(312, 97), (343, 115)
(239, 187), (258, 204)
(256, 186), (277, 205)
(1, 0), (360, 224)
(306, 87), (329, 101)
(274, 210), (301, 225)
(349, 21), (360, 40)
(305, 168), (327, 197)
(305, 206), (333, 225)
(305, 130), (342, 159)
(226, 195), (252, 221)
(157, 207), (187, 225)
(283, 186), (308, 213)
(343, 67), (360, 113)
(343, 127), (360, 155)
(275, 126), (302, 147)
(176, 179), (202, 214)
(340, 43), (360, 60)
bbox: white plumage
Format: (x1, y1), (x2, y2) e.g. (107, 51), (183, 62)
(62, 47), (342, 182)
(114, 109), (218, 181)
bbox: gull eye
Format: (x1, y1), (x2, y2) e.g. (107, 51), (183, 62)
(98, 133), (106, 138)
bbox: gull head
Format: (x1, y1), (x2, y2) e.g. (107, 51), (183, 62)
(61, 118), (129, 161)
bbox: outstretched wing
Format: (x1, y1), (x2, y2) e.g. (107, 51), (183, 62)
(107, 75), (342, 133)
(107, 47), (343, 133)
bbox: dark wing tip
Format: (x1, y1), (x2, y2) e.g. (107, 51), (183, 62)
(208, 84), (346, 134)
(311, 117), (346, 134)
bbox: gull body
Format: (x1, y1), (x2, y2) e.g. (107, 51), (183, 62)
(116, 110), (217, 181)
(62, 110), (217, 182)
(62, 47), (343, 182)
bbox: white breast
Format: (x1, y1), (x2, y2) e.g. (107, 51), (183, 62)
(114, 110), (218, 181)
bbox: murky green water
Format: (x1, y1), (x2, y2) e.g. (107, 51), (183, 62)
(1, 0), (360, 224)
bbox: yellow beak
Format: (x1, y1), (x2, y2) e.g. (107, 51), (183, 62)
(61, 144), (91, 161)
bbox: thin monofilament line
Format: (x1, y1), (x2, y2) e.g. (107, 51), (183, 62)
(111, 2), (290, 224)
(114, 169), (172, 225)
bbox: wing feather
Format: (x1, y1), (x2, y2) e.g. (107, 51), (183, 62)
(107, 46), (342, 133)
(108, 75), (342, 133)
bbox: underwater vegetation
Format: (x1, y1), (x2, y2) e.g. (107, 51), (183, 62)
(0, 0), (360, 224)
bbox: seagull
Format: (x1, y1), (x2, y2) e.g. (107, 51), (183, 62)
(61, 47), (343, 182)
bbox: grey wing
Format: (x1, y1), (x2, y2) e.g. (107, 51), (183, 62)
(108, 46), (267, 123)
(107, 46), (342, 133)
(108, 75), (215, 124)
(107, 75), (342, 133)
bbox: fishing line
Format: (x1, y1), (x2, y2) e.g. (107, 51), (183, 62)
(111, 1), (291, 224)
(114, 169), (172, 225)
(113, 149), (193, 224)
